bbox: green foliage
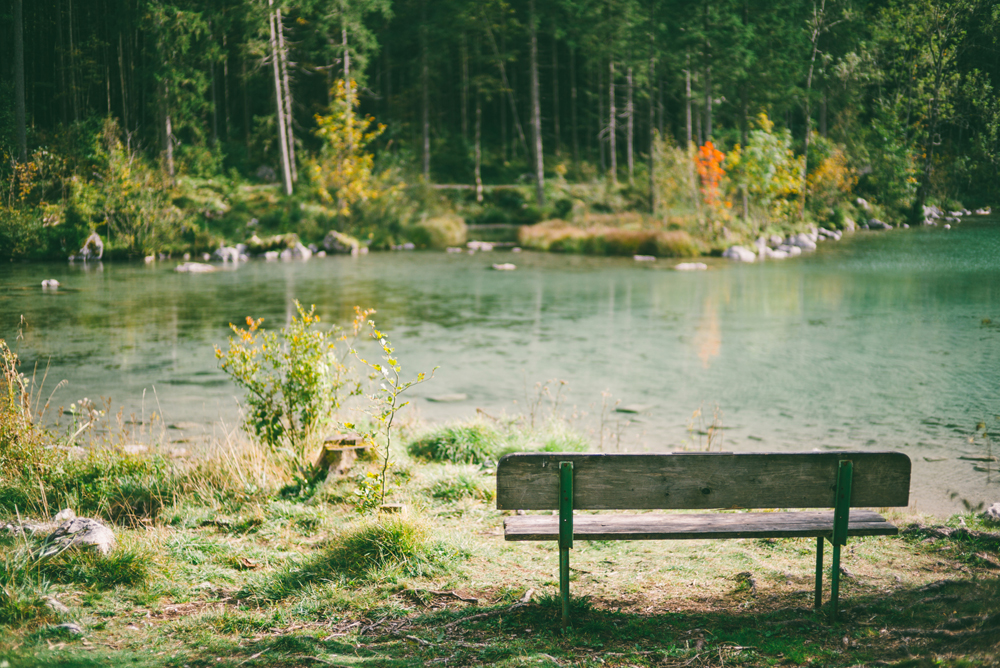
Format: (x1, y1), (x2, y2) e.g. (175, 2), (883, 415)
(726, 113), (803, 232)
(408, 421), (501, 465)
(426, 473), (495, 503)
(309, 80), (387, 217)
(347, 308), (434, 507)
(318, 516), (459, 581)
(215, 302), (360, 451)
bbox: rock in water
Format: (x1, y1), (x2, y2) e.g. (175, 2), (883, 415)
(41, 279), (60, 289)
(674, 262), (708, 271)
(78, 232), (104, 260)
(39, 518), (116, 558)
(722, 246), (756, 262)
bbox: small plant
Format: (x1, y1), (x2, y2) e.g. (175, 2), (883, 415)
(346, 308), (434, 507)
(216, 301), (362, 452)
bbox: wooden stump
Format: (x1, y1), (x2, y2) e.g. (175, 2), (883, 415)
(314, 434), (369, 477)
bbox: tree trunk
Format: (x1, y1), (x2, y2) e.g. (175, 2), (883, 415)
(268, 0), (293, 195)
(475, 92), (483, 202)
(68, 0), (78, 121)
(14, 0), (27, 162)
(243, 58), (251, 160)
(608, 58), (617, 186)
(649, 35), (656, 215)
(421, 8), (430, 182)
(278, 10), (296, 181)
(598, 60), (605, 172)
(163, 81), (175, 179)
(685, 51), (692, 147)
(56, 0), (68, 124)
(570, 44), (578, 165)
(626, 65), (634, 185)
(118, 32), (129, 132)
(530, 0), (544, 206)
(703, 54), (712, 141)
(552, 30), (560, 157)
(461, 33), (469, 142)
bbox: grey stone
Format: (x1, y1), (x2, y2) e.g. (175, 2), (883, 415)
(53, 508), (76, 522)
(868, 218), (892, 230)
(79, 232), (104, 261)
(42, 596), (70, 615)
(983, 502), (1000, 525)
(788, 233), (817, 251)
(674, 262), (708, 271)
(39, 518), (116, 558)
(55, 623), (84, 635)
(722, 246), (756, 262)
(856, 197), (871, 211)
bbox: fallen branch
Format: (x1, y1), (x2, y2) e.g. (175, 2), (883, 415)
(442, 589), (534, 630)
(429, 590), (479, 604)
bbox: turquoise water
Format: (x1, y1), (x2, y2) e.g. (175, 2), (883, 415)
(2, 219), (998, 515)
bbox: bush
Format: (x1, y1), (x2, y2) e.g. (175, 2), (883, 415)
(410, 214), (467, 249)
(407, 420), (501, 464)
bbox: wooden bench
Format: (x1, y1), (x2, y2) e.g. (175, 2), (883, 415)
(496, 451), (911, 629)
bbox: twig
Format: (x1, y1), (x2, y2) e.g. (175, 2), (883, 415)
(235, 649), (268, 666)
(429, 590), (479, 604)
(442, 589), (534, 630)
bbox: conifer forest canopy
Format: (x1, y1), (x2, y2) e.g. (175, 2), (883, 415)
(1, 0), (999, 246)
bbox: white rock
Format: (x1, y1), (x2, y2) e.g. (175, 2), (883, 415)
(856, 197), (871, 211)
(768, 234), (783, 247)
(202, 253), (212, 261)
(789, 233), (817, 251)
(944, 224), (951, 230)
(53, 508), (76, 523)
(56, 623), (84, 635)
(491, 263), (516, 271)
(975, 207), (991, 215)
(983, 502), (1000, 524)
(79, 232), (104, 260)
(722, 246), (756, 262)
(264, 251), (279, 261)
(512, 247), (523, 253)
(777, 244), (802, 257)
(40, 518), (116, 557)
(316, 250), (327, 257)
(633, 255), (656, 262)
(144, 255), (155, 264)
(446, 247), (463, 253)
(467, 240), (494, 251)
(174, 262), (216, 273)
(214, 246), (241, 263)
(41, 279), (60, 289)
(674, 262), (708, 271)
(43, 596), (71, 615)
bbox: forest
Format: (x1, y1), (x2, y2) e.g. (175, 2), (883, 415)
(1, 0), (999, 260)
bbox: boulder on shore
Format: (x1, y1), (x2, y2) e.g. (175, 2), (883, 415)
(984, 502), (1000, 525)
(39, 517), (116, 558)
(722, 246), (756, 262)
(78, 232), (104, 260)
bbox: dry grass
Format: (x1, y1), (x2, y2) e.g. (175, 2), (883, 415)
(519, 219), (704, 257)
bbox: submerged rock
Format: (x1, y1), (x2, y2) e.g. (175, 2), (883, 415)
(674, 262), (708, 271)
(174, 262), (216, 273)
(41, 279), (60, 289)
(491, 263), (516, 271)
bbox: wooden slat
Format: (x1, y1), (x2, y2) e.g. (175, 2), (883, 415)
(504, 510), (899, 541)
(496, 452), (910, 511)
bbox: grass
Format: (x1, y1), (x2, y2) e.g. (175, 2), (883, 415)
(518, 218), (705, 257)
(407, 416), (590, 465)
(1, 410), (999, 666)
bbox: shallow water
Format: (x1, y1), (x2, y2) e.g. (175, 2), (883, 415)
(2, 219), (999, 516)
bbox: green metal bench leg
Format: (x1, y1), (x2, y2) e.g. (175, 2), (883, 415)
(559, 462), (574, 632)
(814, 537), (824, 608)
(830, 460), (853, 621)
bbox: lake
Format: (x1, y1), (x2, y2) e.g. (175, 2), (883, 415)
(2, 219), (998, 516)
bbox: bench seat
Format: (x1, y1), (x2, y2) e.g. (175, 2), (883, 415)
(504, 509), (898, 541)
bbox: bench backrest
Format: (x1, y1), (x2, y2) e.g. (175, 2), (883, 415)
(496, 452), (911, 511)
